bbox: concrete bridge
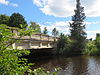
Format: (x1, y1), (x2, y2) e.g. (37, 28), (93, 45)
(12, 33), (58, 50)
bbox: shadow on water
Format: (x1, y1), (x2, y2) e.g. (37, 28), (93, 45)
(26, 55), (100, 75)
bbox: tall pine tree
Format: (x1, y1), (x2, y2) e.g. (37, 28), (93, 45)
(69, 0), (86, 52)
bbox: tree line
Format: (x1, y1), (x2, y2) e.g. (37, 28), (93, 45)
(0, 13), (60, 75)
(1, 12), (100, 56)
(0, 1), (100, 74)
(56, 0), (100, 55)
(83, 33), (100, 55)
(0, 13), (59, 37)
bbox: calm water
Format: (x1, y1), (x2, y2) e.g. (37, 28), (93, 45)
(31, 55), (100, 75)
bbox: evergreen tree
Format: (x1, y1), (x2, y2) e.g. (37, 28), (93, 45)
(52, 28), (59, 37)
(69, 0), (86, 52)
(9, 13), (27, 29)
(52, 28), (59, 42)
(43, 27), (48, 34)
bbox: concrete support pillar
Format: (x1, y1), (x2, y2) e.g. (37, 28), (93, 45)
(12, 43), (16, 49)
(48, 36), (49, 41)
(29, 36), (32, 49)
(29, 40), (31, 49)
(47, 43), (50, 48)
(40, 34), (42, 40)
(39, 42), (42, 48)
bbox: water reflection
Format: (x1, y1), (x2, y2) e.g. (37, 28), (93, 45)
(31, 56), (100, 75)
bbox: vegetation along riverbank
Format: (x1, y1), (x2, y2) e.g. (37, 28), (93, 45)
(0, 0), (100, 75)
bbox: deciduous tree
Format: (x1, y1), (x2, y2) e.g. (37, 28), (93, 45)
(30, 22), (41, 33)
(0, 14), (9, 25)
(9, 13), (27, 28)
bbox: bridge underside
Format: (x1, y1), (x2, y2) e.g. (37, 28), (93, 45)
(29, 48), (55, 56)
(21, 48), (56, 61)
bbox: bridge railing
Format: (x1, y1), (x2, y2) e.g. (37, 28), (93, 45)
(31, 33), (56, 42)
(10, 28), (59, 49)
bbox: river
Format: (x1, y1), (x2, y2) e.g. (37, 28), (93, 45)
(30, 55), (100, 75)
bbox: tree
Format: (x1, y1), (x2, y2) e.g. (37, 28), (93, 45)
(9, 13), (27, 29)
(30, 22), (41, 33)
(96, 33), (100, 37)
(57, 33), (67, 50)
(52, 28), (59, 37)
(0, 14), (9, 25)
(57, 33), (73, 55)
(43, 27), (48, 34)
(83, 40), (98, 55)
(83, 33), (100, 55)
(52, 28), (59, 43)
(95, 33), (100, 50)
(0, 24), (59, 75)
(69, 0), (86, 52)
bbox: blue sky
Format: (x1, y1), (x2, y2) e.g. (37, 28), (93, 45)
(0, 0), (100, 39)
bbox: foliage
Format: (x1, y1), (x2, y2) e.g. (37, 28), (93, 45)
(95, 33), (100, 49)
(43, 27), (48, 34)
(0, 14), (9, 25)
(0, 49), (30, 75)
(83, 41), (98, 55)
(0, 24), (34, 50)
(57, 33), (73, 55)
(30, 22), (41, 33)
(69, 0), (86, 52)
(0, 24), (59, 75)
(29, 67), (60, 75)
(0, 24), (31, 75)
(52, 28), (59, 43)
(52, 28), (59, 37)
(83, 33), (100, 55)
(9, 13), (27, 29)
(0, 24), (14, 50)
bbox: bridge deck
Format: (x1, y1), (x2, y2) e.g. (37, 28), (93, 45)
(12, 33), (58, 50)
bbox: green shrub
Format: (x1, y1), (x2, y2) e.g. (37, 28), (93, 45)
(83, 41), (98, 55)
(0, 24), (59, 75)
(29, 68), (60, 75)
(0, 49), (30, 75)
(95, 34), (100, 51)
(57, 33), (73, 55)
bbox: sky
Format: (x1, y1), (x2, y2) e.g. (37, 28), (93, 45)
(0, 0), (100, 39)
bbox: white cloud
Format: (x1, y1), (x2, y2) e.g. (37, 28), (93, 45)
(33, 0), (75, 17)
(34, 0), (43, 7)
(0, 0), (18, 7)
(33, 0), (100, 17)
(85, 21), (100, 28)
(87, 34), (96, 40)
(42, 21), (99, 33)
(40, 21), (99, 39)
(0, 0), (9, 5)
(86, 30), (100, 39)
(10, 3), (18, 7)
(86, 30), (100, 34)
(40, 21), (70, 34)
(85, 21), (100, 25)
